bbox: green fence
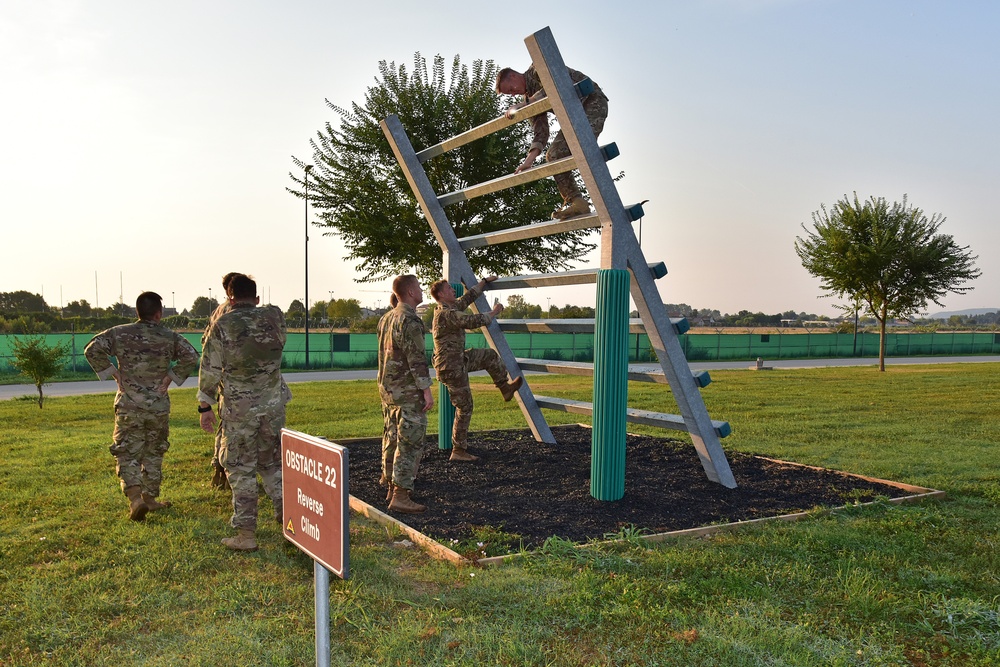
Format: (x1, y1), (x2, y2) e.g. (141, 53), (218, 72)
(3, 331), (1000, 373)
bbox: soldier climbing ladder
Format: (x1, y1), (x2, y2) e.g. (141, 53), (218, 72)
(381, 26), (737, 496)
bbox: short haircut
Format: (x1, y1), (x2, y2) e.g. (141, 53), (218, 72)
(221, 272), (245, 297)
(495, 67), (517, 93)
(391, 274), (418, 299)
(136, 291), (163, 319)
(429, 279), (451, 301)
(229, 274), (257, 300)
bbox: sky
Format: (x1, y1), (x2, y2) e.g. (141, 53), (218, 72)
(2, 0), (997, 318)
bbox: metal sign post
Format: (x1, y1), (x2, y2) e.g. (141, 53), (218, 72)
(281, 428), (350, 667)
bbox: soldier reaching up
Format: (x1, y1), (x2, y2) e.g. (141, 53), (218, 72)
(430, 276), (522, 462)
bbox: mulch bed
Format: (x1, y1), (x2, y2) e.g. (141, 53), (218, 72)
(345, 425), (912, 552)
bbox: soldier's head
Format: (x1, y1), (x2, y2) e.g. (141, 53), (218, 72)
(429, 279), (457, 305)
(221, 272), (246, 299)
(136, 291), (163, 321)
(392, 274), (422, 308)
(496, 67), (526, 96)
(229, 274), (259, 304)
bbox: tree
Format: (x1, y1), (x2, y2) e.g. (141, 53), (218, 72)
(504, 294), (542, 319)
(287, 300), (305, 314)
(291, 53), (596, 286)
(191, 296), (219, 318)
(309, 300), (329, 320)
(0, 291), (48, 313)
(328, 298), (362, 322)
(795, 193), (981, 371)
(63, 300), (93, 317)
(9, 335), (68, 408)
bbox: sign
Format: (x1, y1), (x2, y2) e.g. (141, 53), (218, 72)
(281, 428), (349, 579)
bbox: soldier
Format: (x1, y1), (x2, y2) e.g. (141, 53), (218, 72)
(430, 276), (522, 462)
(378, 275), (433, 513)
(203, 272), (243, 491)
(496, 65), (609, 220)
(85, 291), (199, 521)
(198, 274), (290, 551)
(377, 292), (399, 502)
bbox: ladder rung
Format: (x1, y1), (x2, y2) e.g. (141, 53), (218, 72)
(493, 263), (667, 290)
(533, 395), (731, 438)
(458, 213), (600, 249)
(498, 317), (689, 335)
(515, 358), (711, 387)
(438, 157), (576, 206)
(437, 143), (620, 207)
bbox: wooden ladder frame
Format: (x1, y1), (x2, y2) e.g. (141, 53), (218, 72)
(381, 27), (736, 488)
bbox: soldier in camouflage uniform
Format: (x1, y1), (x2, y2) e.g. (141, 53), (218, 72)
(430, 276), (522, 462)
(198, 274), (290, 551)
(203, 272), (242, 491)
(496, 65), (609, 220)
(85, 291), (198, 521)
(377, 275), (434, 513)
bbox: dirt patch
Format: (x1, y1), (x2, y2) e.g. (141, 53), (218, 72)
(345, 425), (912, 552)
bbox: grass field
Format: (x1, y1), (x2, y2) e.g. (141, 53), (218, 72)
(1, 365), (998, 665)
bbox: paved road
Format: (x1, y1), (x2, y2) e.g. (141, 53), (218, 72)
(3, 356), (998, 401)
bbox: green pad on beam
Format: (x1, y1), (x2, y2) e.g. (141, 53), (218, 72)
(574, 78), (595, 97)
(674, 318), (690, 335)
(626, 202), (645, 221)
(693, 371), (711, 388)
(600, 143), (619, 161)
(649, 262), (668, 280)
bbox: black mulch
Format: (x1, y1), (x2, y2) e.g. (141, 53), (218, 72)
(344, 425), (913, 552)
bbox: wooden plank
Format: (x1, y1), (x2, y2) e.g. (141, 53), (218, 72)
(437, 156), (576, 206)
(458, 213), (600, 249)
(515, 358), (710, 387)
(497, 317), (689, 334)
(493, 263), (666, 290)
(533, 395), (730, 437)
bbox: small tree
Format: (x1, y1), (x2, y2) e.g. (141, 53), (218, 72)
(328, 298), (362, 322)
(9, 335), (69, 408)
(795, 193), (981, 371)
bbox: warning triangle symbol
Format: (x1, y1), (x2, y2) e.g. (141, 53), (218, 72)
(286, 519), (295, 534)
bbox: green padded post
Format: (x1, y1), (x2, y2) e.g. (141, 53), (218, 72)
(437, 282), (462, 450)
(591, 269), (630, 501)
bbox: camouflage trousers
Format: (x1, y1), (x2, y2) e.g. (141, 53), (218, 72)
(547, 95), (609, 201)
(439, 348), (507, 450)
(382, 400), (427, 490)
(110, 408), (170, 496)
(218, 408), (285, 530)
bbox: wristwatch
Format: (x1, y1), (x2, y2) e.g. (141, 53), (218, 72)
(198, 405), (213, 413)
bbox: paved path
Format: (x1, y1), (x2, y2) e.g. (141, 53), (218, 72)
(3, 356), (998, 401)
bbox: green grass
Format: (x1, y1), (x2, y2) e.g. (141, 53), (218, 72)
(2, 365), (999, 665)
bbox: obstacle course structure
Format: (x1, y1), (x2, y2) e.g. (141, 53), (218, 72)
(381, 27), (737, 497)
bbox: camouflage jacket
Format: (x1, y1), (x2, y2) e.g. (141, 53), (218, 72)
(197, 303), (289, 420)
(85, 319), (199, 414)
(432, 285), (490, 375)
(523, 65), (607, 154)
(377, 303), (431, 406)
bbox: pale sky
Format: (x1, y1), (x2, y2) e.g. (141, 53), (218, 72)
(2, 0), (996, 317)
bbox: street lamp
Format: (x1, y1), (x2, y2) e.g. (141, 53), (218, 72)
(304, 165), (313, 369)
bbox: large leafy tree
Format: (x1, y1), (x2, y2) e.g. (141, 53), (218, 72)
(290, 53), (595, 285)
(0, 291), (48, 313)
(795, 193), (980, 371)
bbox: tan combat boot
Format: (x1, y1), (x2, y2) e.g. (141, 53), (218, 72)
(449, 448), (480, 462)
(552, 195), (590, 220)
(124, 485), (148, 522)
(141, 493), (172, 512)
(499, 376), (523, 402)
(221, 528), (258, 551)
(388, 485), (426, 514)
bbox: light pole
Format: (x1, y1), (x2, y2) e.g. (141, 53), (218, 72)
(304, 165), (313, 369)
(172, 291), (175, 310)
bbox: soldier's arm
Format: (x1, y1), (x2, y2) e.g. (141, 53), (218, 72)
(196, 332), (224, 406)
(455, 284), (483, 311)
(83, 330), (118, 380)
(169, 333), (200, 386)
(402, 320), (432, 391)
